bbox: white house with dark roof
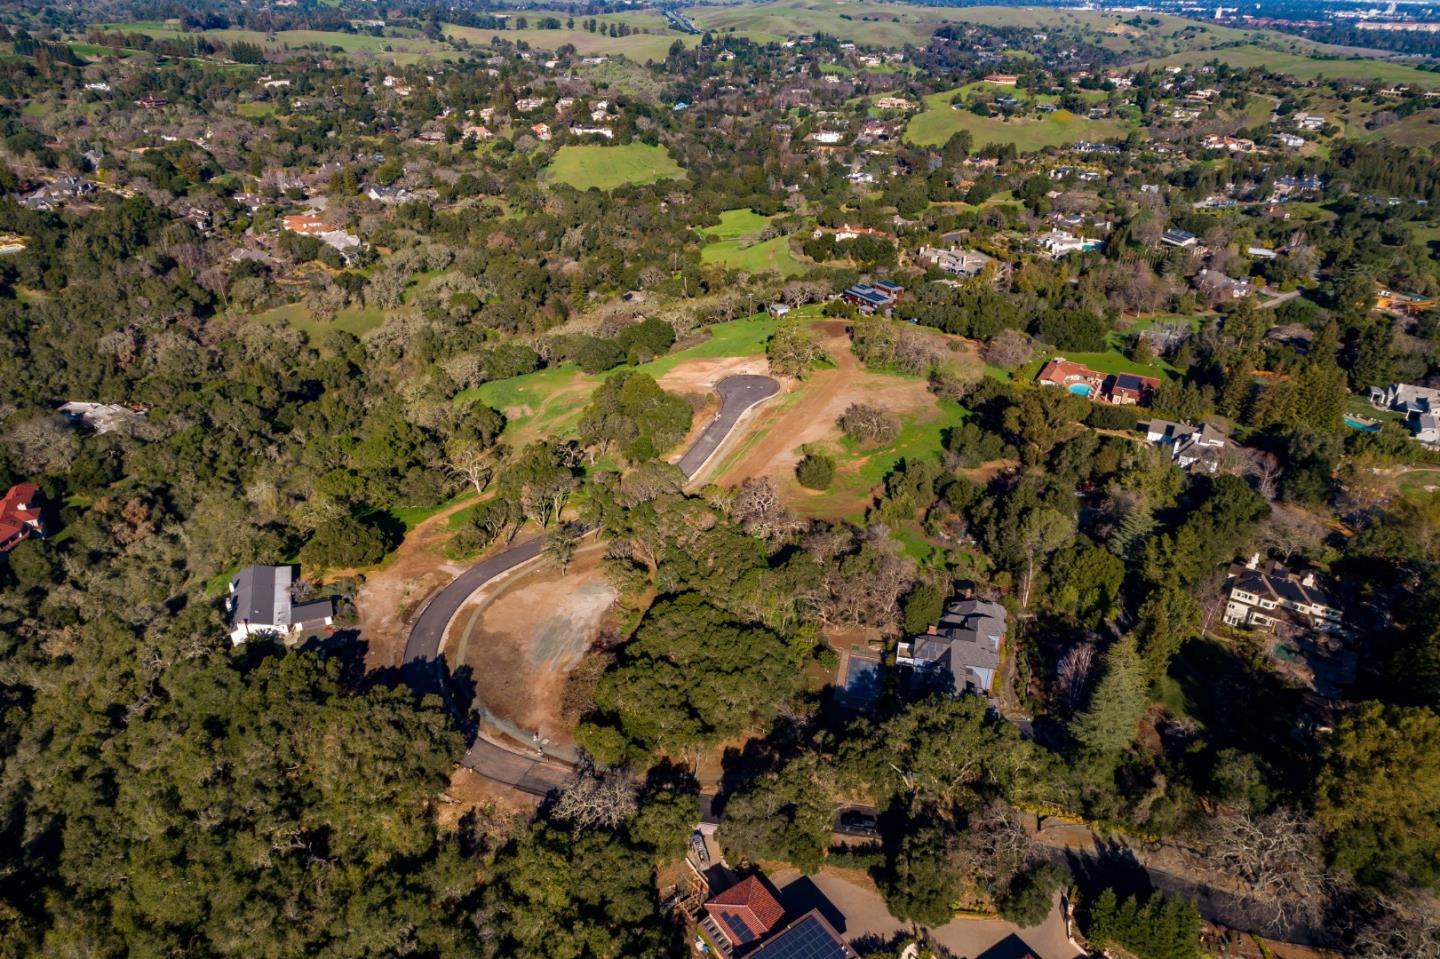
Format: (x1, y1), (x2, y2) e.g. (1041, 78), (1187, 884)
(228, 565), (334, 645)
(1223, 556), (1344, 636)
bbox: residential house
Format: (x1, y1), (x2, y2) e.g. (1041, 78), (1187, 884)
(514, 96), (546, 112)
(1036, 230), (1093, 257)
(1295, 114), (1326, 131)
(460, 123), (493, 140)
(808, 130), (844, 145)
(700, 876), (786, 956)
(530, 123), (552, 141)
(896, 597), (1007, 696)
(1036, 357), (1104, 396)
(1247, 246), (1278, 260)
(570, 126), (614, 139)
(1414, 412), (1440, 446)
(747, 911), (857, 959)
(0, 483), (44, 553)
(874, 96), (914, 111)
(58, 402), (147, 434)
(1106, 371), (1160, 405)
(1203, 135), (1257, 153)
(1194, 269), (1252, 301)
(814, 224), (897, 245)
(915, 246), (1006, 281)
(1273, 132), (1305, 149)
(134, 96), (168, 109)
(282, 213), (331, 236)
(1273, 175), (1325, 199)
(983, 73), (1019, 85)
(1160, 228), (1199, 248)
(1144, 419), (1229, 472)
(1223, 556), (1344, 636)
(366, 185), (411, 204)
(227, 565), (334, 645)
(1369, 382), (1440, 415)
(840, 280), (903, 316)
(84, 81), (111, 93)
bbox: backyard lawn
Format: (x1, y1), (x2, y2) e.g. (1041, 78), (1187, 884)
(544, 142), (686, 191)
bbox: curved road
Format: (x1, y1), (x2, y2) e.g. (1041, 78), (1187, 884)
(675, 374), (780, 480)
(404, 374), (779, 795)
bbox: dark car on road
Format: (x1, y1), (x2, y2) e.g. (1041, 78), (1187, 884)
(837, 810), (878, 836)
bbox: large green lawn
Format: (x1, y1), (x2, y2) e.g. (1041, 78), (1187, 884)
(1132, 45), (1440, 90)
(442, 23), (693, 61)
(544, 142), (685, 191)
(99, 22), (452, 60)
(906, 90), (1130, 149)
(698, 208), (808, 278)
(457, 314), (785, 442)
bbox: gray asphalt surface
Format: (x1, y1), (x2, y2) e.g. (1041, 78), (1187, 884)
(675, 374), (780, 479)
(402, 374), (778, 796)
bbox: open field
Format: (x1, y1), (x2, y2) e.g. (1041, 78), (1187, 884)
(709, 320), (979, 520)
(907, 91), (1129, 149)
(99, 21), (454, 60)
(699, 210), (809, 276)
(251, 301), (386, 339)
(1131, 45), (1440, 90)
(1360, 109), (1440, 149)
(544, 142), (685, 191)
(235, 101), (277, 118)
(461, 315), (784, 444)
(442, 23), (692, 60)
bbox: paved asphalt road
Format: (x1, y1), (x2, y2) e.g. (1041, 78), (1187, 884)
(402, 374), (778, 795)
(675, 374), (780, 479)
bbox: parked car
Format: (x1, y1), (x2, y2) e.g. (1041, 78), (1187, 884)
(838, 810), (878, 836)
(691, 830), (709, 864)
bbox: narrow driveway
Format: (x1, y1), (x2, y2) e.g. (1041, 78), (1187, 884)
(403, 374), (778, 795)
(675, 374), (780, 479)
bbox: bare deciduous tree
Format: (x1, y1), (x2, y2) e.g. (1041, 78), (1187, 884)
(1056, 642), (1097, 712)
(551, 765), (638, 831)
(838, 403), (900, 445)
(1205, 807), (1335, 935)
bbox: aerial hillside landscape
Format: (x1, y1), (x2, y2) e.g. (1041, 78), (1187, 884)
(0, 0), (1439, 956)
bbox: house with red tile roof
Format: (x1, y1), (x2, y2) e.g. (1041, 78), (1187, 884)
(0, 483), (45, 553)
(1035, 357), (1104, 397)
(701, 875), (786, 955)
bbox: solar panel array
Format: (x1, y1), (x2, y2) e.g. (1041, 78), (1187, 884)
(721, 911), (756, 944)
(750, 915), (851, 959)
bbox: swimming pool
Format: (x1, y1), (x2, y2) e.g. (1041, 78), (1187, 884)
(1344, 416), (1380, 433)
(1068, 383), (1093, 397)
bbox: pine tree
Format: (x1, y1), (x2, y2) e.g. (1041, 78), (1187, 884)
(1071, 635), (1149, 758)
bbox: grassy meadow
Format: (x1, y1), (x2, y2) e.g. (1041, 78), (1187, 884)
(544, 143), (685, 191)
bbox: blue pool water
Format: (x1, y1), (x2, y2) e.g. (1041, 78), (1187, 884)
(1344, 416), (1380, 433)
(1068, 383), (1093, 397)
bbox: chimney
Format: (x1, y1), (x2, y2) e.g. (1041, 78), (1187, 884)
(1246, 552), (1261, 569)
(926, 625), (938, 635)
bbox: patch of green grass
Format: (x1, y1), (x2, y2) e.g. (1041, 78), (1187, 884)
(251, 302), (385, 339)
(906, 89), (1130, 150)
(700, 208), (773, 241)
(1132, 45), (1440, 90)
(388, 492), (474, 532)
(236, 101), (277, 118)
(800, 398), (968, 521)
(455, 314), (788, 443)
(1016, 345), (1179, 385)
(544, 142), (685, 191)
(701, 235), (807, 278)
(443, 23), (694, 61)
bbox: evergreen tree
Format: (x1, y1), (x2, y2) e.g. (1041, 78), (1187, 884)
(1071, 636), (1149, 759)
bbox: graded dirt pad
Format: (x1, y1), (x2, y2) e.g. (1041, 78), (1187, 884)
(447, 545), (616, 750)
(655, 354), (769, 394)
(711, 321), (938, 490)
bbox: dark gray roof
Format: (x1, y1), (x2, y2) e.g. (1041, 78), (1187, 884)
(230, 565), (292, 629)
(290, 598), (335, 626)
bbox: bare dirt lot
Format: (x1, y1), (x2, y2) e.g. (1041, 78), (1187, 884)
(447, 544), (616, 751)
(710, 321), (940, 494)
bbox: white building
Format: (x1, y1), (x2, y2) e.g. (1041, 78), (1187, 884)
(228, 566), (334, 645)
(1223, 557), (1344, 636)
